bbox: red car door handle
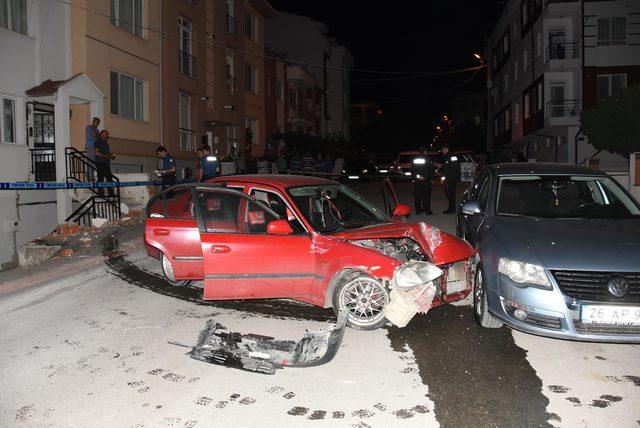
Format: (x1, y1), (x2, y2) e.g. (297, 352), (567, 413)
(210, 245), (231, 254)
(153, 229), (170, 236)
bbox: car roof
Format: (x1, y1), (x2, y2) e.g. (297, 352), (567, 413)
(489, 162), (608, 176)
(209, 174), (337, 189)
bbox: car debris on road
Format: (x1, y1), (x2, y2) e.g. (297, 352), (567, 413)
(171, 309), (349, 375)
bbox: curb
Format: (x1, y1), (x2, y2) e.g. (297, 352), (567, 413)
(0, 238), (143, 297)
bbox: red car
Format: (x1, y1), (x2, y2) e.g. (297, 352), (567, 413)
(144, 175), (474, 330)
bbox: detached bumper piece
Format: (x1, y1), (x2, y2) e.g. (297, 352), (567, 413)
(180, 310), (349, 375)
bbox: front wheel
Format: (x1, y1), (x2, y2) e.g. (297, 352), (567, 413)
(473, 267), (503, 328)
(161, 253), (193, 287)
(333, 272), (390, 331)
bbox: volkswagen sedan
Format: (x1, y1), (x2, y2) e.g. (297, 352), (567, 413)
(144, 175), (474, 330)
(457, 163), (640, 342)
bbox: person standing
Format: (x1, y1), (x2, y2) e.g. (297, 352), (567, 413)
(155, 146), (177, 189)
(195, 148), (204, 182)
(200, 145), (219, 181)
(93, 130), (115, 197)
(440, 144), (460, 214)
(411, 147), (435, 215)
(85, 117), (100, 180)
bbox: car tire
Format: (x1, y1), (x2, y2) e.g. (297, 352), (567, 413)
(332, 271), (390, 331)
(473, 266), (503, 329)
(161, 253), (193, 287)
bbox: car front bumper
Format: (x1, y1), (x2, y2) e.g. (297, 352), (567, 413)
(487, 274), (640, 343)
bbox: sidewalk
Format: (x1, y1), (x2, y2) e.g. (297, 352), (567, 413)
(0, 222), (144, 297)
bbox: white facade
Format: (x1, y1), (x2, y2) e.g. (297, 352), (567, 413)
(486, 0), (640, 171)
(266, 12), (353, 140)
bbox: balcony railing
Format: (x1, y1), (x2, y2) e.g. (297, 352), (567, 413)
(226, 76), (237, 95)
(179, 128), (197, 152)
(226, 14), (237, 35)
(179, 50), (197, 77)
(30, 148), (56, 182)
(546, 43), (580, 61)
(546, 99), (580, 118)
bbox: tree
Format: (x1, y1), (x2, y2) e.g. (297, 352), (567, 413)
(581, 85), (640, 156)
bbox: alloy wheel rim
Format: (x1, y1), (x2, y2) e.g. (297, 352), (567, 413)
(339, 277), (388, 326)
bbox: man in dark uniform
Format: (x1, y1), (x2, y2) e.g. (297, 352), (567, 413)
(200, 145), (220, 181)
(93, 130), (115, 197)
(411, 147), (435, 215)
(440, 144), (460, 214)
(156, 146), (176, 189)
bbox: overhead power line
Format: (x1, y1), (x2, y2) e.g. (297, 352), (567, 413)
(52, 0), (485, 77)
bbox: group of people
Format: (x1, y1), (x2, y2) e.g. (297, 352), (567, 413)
(155, 144), (223, 188)
(85, 117), (116, 197)
(276, 149), (337, 175)
(411, 145), (460, 216)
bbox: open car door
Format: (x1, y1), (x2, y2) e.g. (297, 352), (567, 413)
(193, 186), (317, 302)
(382, 177), (400, 217)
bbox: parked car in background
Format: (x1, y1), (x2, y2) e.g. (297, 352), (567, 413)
(373, 157), (397, 175)
(342, 158), (375, 181)
(145, 175), (474, 330)
(457, 163), (640, 342)
(396, 151), (440, 178)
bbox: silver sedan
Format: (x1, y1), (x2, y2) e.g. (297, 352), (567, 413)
(457, 163), (640, 342)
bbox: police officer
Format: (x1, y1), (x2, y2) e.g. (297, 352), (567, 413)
(411, 147), (435, 215)
(155, 146), (176, 189)
(200, 145), (220, 181)
(440, 144), (460, 214)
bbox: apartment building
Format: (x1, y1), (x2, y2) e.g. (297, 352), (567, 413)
(162, 0), (274, 165)
(487, 0), (640, 170)
(266, 12), (353, 141)
(285, 64), (322, 136)
(70, 0), (162, 173)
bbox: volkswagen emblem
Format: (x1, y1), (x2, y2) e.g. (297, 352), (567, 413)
(607, 276), (630, 298)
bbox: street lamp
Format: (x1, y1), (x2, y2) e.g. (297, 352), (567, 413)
(473, 52), (483, 63)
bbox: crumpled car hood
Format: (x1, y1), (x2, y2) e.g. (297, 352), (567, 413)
(332, 222), (474, 265)
(492, 217), (640, 271)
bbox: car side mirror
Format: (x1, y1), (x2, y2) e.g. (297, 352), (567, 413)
(462, 201), (481, 216)
(392, 204), (411, 217)
(267, 219), (294, 235)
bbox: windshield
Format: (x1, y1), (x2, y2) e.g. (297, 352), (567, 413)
(288, 184), (390, 233)
(497, 175), (640, 219)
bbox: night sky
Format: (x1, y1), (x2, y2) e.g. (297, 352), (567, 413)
(269, 0), (502, 150)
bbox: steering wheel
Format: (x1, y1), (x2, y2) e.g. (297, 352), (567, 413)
(572, 201), (599, 214)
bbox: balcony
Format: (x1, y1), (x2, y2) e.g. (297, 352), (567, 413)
(179, 128), (197, 152)
(546, 99), (580, 118)
(226, 76), (237, 95)
(546, 43), (580, 61)
(179, 50), (197, 78)
(226, 14), (237, 35)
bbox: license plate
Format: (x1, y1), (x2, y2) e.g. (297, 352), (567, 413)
(581, 304), (640, 326)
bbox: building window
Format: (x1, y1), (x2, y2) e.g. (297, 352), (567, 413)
(110, 0), (143, 37)
(277, 82), (285, 103)
(0, 0), (27, 34)
(537, 82), (543, 111)
(598, 17), (626, 45)
(179, 92), (194, 151)
(178, 17), (194, 76)
(534, 32), (542, 58)
(505, 107), (511, 131)
(515, 101), (520, 124)
(523, 49), (528, 71)
(597, 74), (627, 100)
(110, 71), (144, 120)
(288, 89), (298, 110)
(1, 98), (16, 143)
(225, 0), (236, 35)
(245, 64), (258, 94)
(521, 1), (529, 29)
(245, 117), (258, 146)
(244, 10), (256, 41)
(524, 93), (531, 118)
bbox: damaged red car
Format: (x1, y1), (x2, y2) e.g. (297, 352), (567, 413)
(144, 175), (474, 330)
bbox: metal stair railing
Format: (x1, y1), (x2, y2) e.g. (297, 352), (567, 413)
(64, 147), (121, 225)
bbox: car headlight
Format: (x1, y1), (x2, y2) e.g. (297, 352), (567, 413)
(498, 258), (550, 288)
(393, 261), (443, 290)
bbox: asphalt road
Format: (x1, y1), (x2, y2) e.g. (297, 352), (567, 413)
(1, 180), (639, 427)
